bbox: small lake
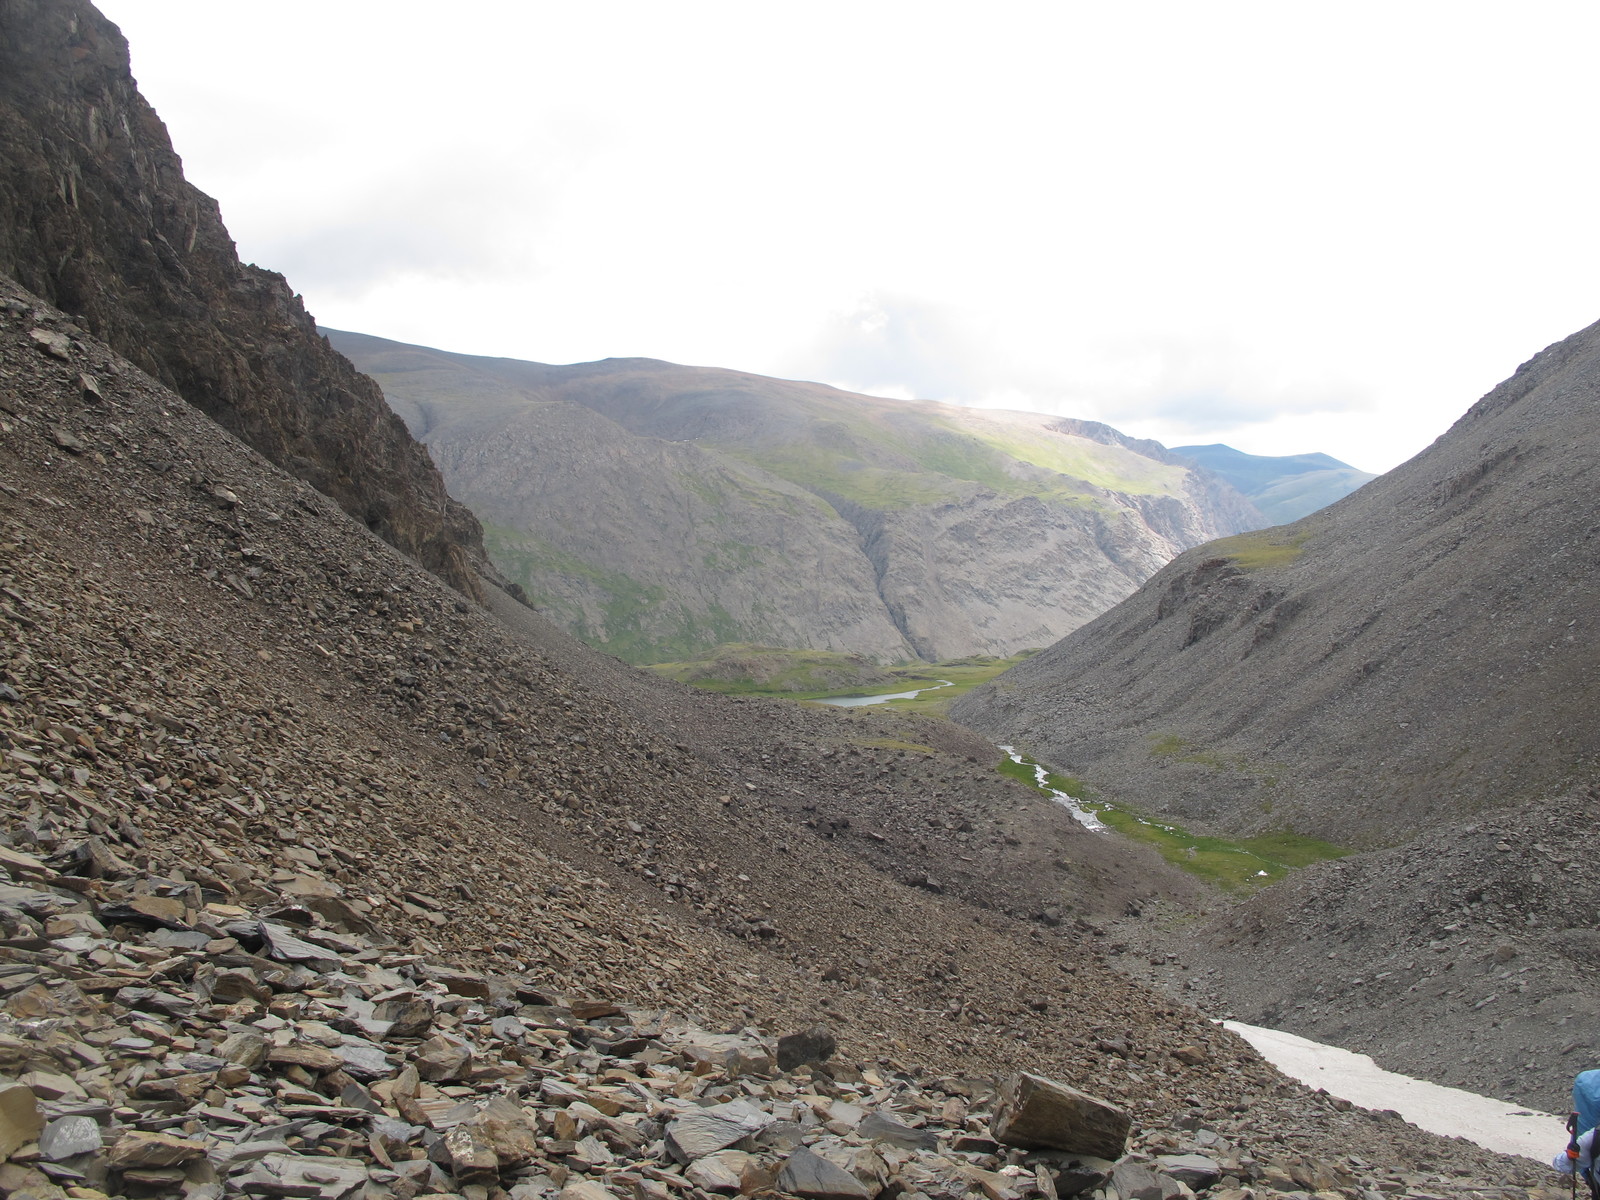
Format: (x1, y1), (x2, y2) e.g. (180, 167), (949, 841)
(816, 680), (953, 707)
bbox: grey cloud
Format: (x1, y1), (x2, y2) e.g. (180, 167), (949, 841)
(791, 301), (1371, 444)
(237, 154), (550, 298)
(1083, 334), (1372, 428)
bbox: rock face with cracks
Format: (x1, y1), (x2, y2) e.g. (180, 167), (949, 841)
(328, 330), (1263, 665)
(0, 0), (490, 598)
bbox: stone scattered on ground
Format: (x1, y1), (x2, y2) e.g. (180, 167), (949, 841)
(0, 853), (1565, 1200)
(0, 276), (1563, 1199)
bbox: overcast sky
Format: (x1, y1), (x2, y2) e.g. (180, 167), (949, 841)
(97, 1), (1600, 474)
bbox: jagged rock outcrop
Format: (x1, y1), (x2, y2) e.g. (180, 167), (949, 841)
(954, 315), (1600, 847)
(328, 331), (1263, 663)
(0, 0), (488, 596)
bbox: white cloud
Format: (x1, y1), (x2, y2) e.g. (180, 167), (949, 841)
(97, 0), (1600, 474)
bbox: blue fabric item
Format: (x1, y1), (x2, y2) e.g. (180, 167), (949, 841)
(1554, 1127), (1597, 1175)
(1575, 1071), (1600, 1136)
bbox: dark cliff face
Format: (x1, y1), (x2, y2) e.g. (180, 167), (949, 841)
(0, 0), (488, 596)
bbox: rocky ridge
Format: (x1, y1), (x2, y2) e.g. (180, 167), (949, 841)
(0, 0), (488, 597)
(0, 277), (1556, 1195)
(1167, 448), (1374, 527)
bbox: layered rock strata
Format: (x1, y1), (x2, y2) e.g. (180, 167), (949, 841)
(0, 0), (488, 596)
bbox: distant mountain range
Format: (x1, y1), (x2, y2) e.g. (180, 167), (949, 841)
(328, 330), (1266, 664)
(1173, 444), (1376, 524)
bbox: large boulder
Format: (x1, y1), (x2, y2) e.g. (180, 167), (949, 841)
(989, 1072), (1130, 1159)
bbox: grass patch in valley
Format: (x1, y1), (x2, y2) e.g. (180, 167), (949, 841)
(999, 746), (1346, 893)
(645, 645), (896, 694)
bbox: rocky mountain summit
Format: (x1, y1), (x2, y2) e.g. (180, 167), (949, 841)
(0, 271), (1556, 1196)
(327, 331), (1262, 664)
(0, 0), (489, 597)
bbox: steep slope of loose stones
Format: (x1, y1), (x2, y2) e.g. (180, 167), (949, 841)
(0, 278), (1554, 1192)
(1115, 781), (1600, 1112)
(0, 0), (489, 596)
(0, 852), (1554, 1200)
(955, 316), (1600, 848)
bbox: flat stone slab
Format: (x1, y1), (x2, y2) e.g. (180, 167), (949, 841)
(858, 1110), (938, 1150)
(776, 1148), (873, 1200)
(686, 1148), (751, 1193)
(1111, 1159), (1185, 1200)
(235, 1152), (368, 1197)
(39, 1114), (101, 1160)
(1155, 1153), (1221, 1187)
(0, 1083), (41, 1160)
(664, 1099), (774, 1162)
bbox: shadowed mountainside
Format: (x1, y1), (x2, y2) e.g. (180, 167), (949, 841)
(0, 0), (489, 595)
(954, 318), (1600, 1108)
(328, 329), (1264, 664)
(955, 316), (1600, 849)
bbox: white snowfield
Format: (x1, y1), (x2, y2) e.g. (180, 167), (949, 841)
(1224, 1021), (1569, 1163)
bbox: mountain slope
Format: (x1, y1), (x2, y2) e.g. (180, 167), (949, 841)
(1173, 443), (1377, 523)
(1, 274), (1548, 1188)
(955, 317), (1600, 848)
(0, 0), (488, 595)
(329, 330), (1263, 663)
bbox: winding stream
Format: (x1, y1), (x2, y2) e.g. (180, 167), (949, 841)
(982, 736), (1556, 1158)
(997, 744), (1107, 831)
(810, 696), (1552, 1155)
